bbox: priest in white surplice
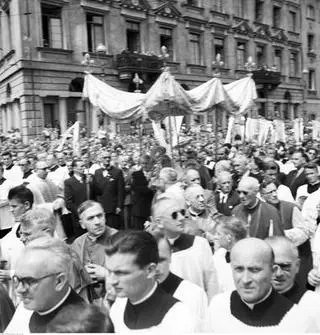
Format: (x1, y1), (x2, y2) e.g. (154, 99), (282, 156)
(106, 230), (199, 332)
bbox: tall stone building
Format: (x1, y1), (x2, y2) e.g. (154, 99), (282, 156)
(0, 0), (318, 142)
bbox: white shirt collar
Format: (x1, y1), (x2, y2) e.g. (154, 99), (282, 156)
(130, 282), (158, 305)
(37, 287), (71, 315)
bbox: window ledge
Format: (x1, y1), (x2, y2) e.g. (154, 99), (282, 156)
(307, 51), (317, 58)
(82, 51), (113, 59)
(36, 47), (73, 55)
(288, 31), (300, 37)
(181, 3), (205, 14)
(0, 49), (15, 68)
(186, 63), (206, 68)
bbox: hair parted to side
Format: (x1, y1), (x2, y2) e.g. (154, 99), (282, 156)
(46, 303), (114, 333)
(24, 237), (73, 281)
(265, 236), (299, 259)
(105, 230), (159, 268)
(8, 185), (34, 206)
(159, 167), (178, 184)
(20, 206), (56, 235)
(214, 215), (248, 242)
(77, 200), (103, 217)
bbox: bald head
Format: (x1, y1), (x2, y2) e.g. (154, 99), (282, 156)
(265, 236), (300, 293)
(231, 238), (275, 303)
(237, 177), (259, 207)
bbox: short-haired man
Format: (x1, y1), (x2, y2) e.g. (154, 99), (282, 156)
(284, 150), (308, 199)
(91, 151), (125, 229)
(1, 151), (23, 183)
(151, 230), (208, 321)
(0, 186), (34, 296)
(19, 159), (33, 181)
(184, 184), (215, 234)
(260, 179), (314, 288)
(206, 238), (311, 332)
(152, 196), (217, 300)
(130, 154), (155, 230)
(71, 200), (117, 300)
(296, 162), (320, 200)
(6, 238), (86, 333)
(215, 171), (240, 216)
(232, 177), (283, 239)
(266, 236), (320, 331)
(106, 230), (198, 332)
(64, 159), (89, 239)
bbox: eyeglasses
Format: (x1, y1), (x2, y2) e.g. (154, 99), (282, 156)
(12, 272), (60, 289)
(275, 262), (293, 272)
(237, 190), (248, 195)
(171, 209), (186, 220)
(38, 167), (49, 171)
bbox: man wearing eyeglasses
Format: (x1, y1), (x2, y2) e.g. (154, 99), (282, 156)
(261, 180), (313, 289)
(265, 236), (320, 331)
(5, 238), (86, 333)
(232, 177), (283, 239)
(152, 196), (218, 301)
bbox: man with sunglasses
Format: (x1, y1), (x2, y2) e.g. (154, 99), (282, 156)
(6, 237), (86, 333)
(232, 177), (283, 239)
(152, 196), (218, 301)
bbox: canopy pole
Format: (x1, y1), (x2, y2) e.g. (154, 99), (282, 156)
(167, 104), (173, 159)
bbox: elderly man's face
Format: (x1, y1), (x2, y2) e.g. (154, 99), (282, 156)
(36, 163), (49, 180)
(187, 187), (205, 212)
(237, 182), (257, 207)
(80, 204), (106, 238)
(19, 223), (51, 245)
(217, 174), (232, 194)
(105, 252), (156, 303)
(292, 153), (305, 169)
(186, 170), (201, 185)
(271, 244), (300, 293)
(233, 159), (247, 176)
(305, 168), (319, 185)
(231, 248), (274, 303)
(14, 251), (61, 312)
(154, 201), (186, 236)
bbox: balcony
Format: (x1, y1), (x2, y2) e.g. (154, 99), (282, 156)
(116, 50), (162, 80)
(252, 69), (281, 87)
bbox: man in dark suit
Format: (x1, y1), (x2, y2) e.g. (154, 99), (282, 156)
(215, 171), (240, 216)
(284, 150), (308, 198)
(92, 151), (125, 229)
(131, 154), (155, 230)
(64, 159), (89, 239)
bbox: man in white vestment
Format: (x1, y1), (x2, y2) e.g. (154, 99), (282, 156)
(106, 230), (199, 332)
(206, 238), (316, 332)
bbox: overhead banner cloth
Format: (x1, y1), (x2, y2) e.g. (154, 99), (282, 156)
(82, 73), (145, 120)
(83, 72), (257, 120)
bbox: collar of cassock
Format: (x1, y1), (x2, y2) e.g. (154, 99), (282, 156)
(168, 233), (195, 253)
(244, 199), (260, 214)
(188, 208), (205, 217)
(230, 289), (294, 327)
(124, 284), (178, 330)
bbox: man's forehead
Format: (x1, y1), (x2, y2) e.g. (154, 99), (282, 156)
(105, 252), (139, 270)
(154, 200), (181, 216)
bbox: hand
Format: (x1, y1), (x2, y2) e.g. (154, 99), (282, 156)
(85, 263), (107, 282)
(52, 198), (65, 210)
(115, 207), (121, 215)
(308, 268), (320, 287)
(0, 270), (10, 281)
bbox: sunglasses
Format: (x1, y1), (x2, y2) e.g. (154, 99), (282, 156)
(171, 209), (186, 220)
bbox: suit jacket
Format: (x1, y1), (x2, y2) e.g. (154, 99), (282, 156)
(64, 176), (90, 221)
(92, 166), (125, 213)
(215, 190), (240, 216)
(131, 170), (155, 218)
(284, 169), (307, 199)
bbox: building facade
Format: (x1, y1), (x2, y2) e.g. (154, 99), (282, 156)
(0, 0), (319, 142)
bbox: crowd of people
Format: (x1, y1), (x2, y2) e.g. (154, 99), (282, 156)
(0, 124), (320, 332)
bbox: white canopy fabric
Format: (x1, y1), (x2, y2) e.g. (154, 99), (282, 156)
(224, 76), (258, 116)
(83, 71), (257, 120)
(141, 71), (193, 120)
(82, 73), (145, 120)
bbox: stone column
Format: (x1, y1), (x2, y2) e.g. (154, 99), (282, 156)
(6, 103), (12, 131)
(58, 98), (68, 133)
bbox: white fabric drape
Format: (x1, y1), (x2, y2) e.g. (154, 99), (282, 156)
(312, 120), (320, 140)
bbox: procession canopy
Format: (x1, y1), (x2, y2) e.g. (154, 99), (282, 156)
(83, 71), (257, 120)
(82, 73), (145, 120)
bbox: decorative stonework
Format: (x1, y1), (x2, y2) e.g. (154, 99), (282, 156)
(121, 0), (150, 11)
(231, 20), (253, 36)
(153, 2), (181, 19)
